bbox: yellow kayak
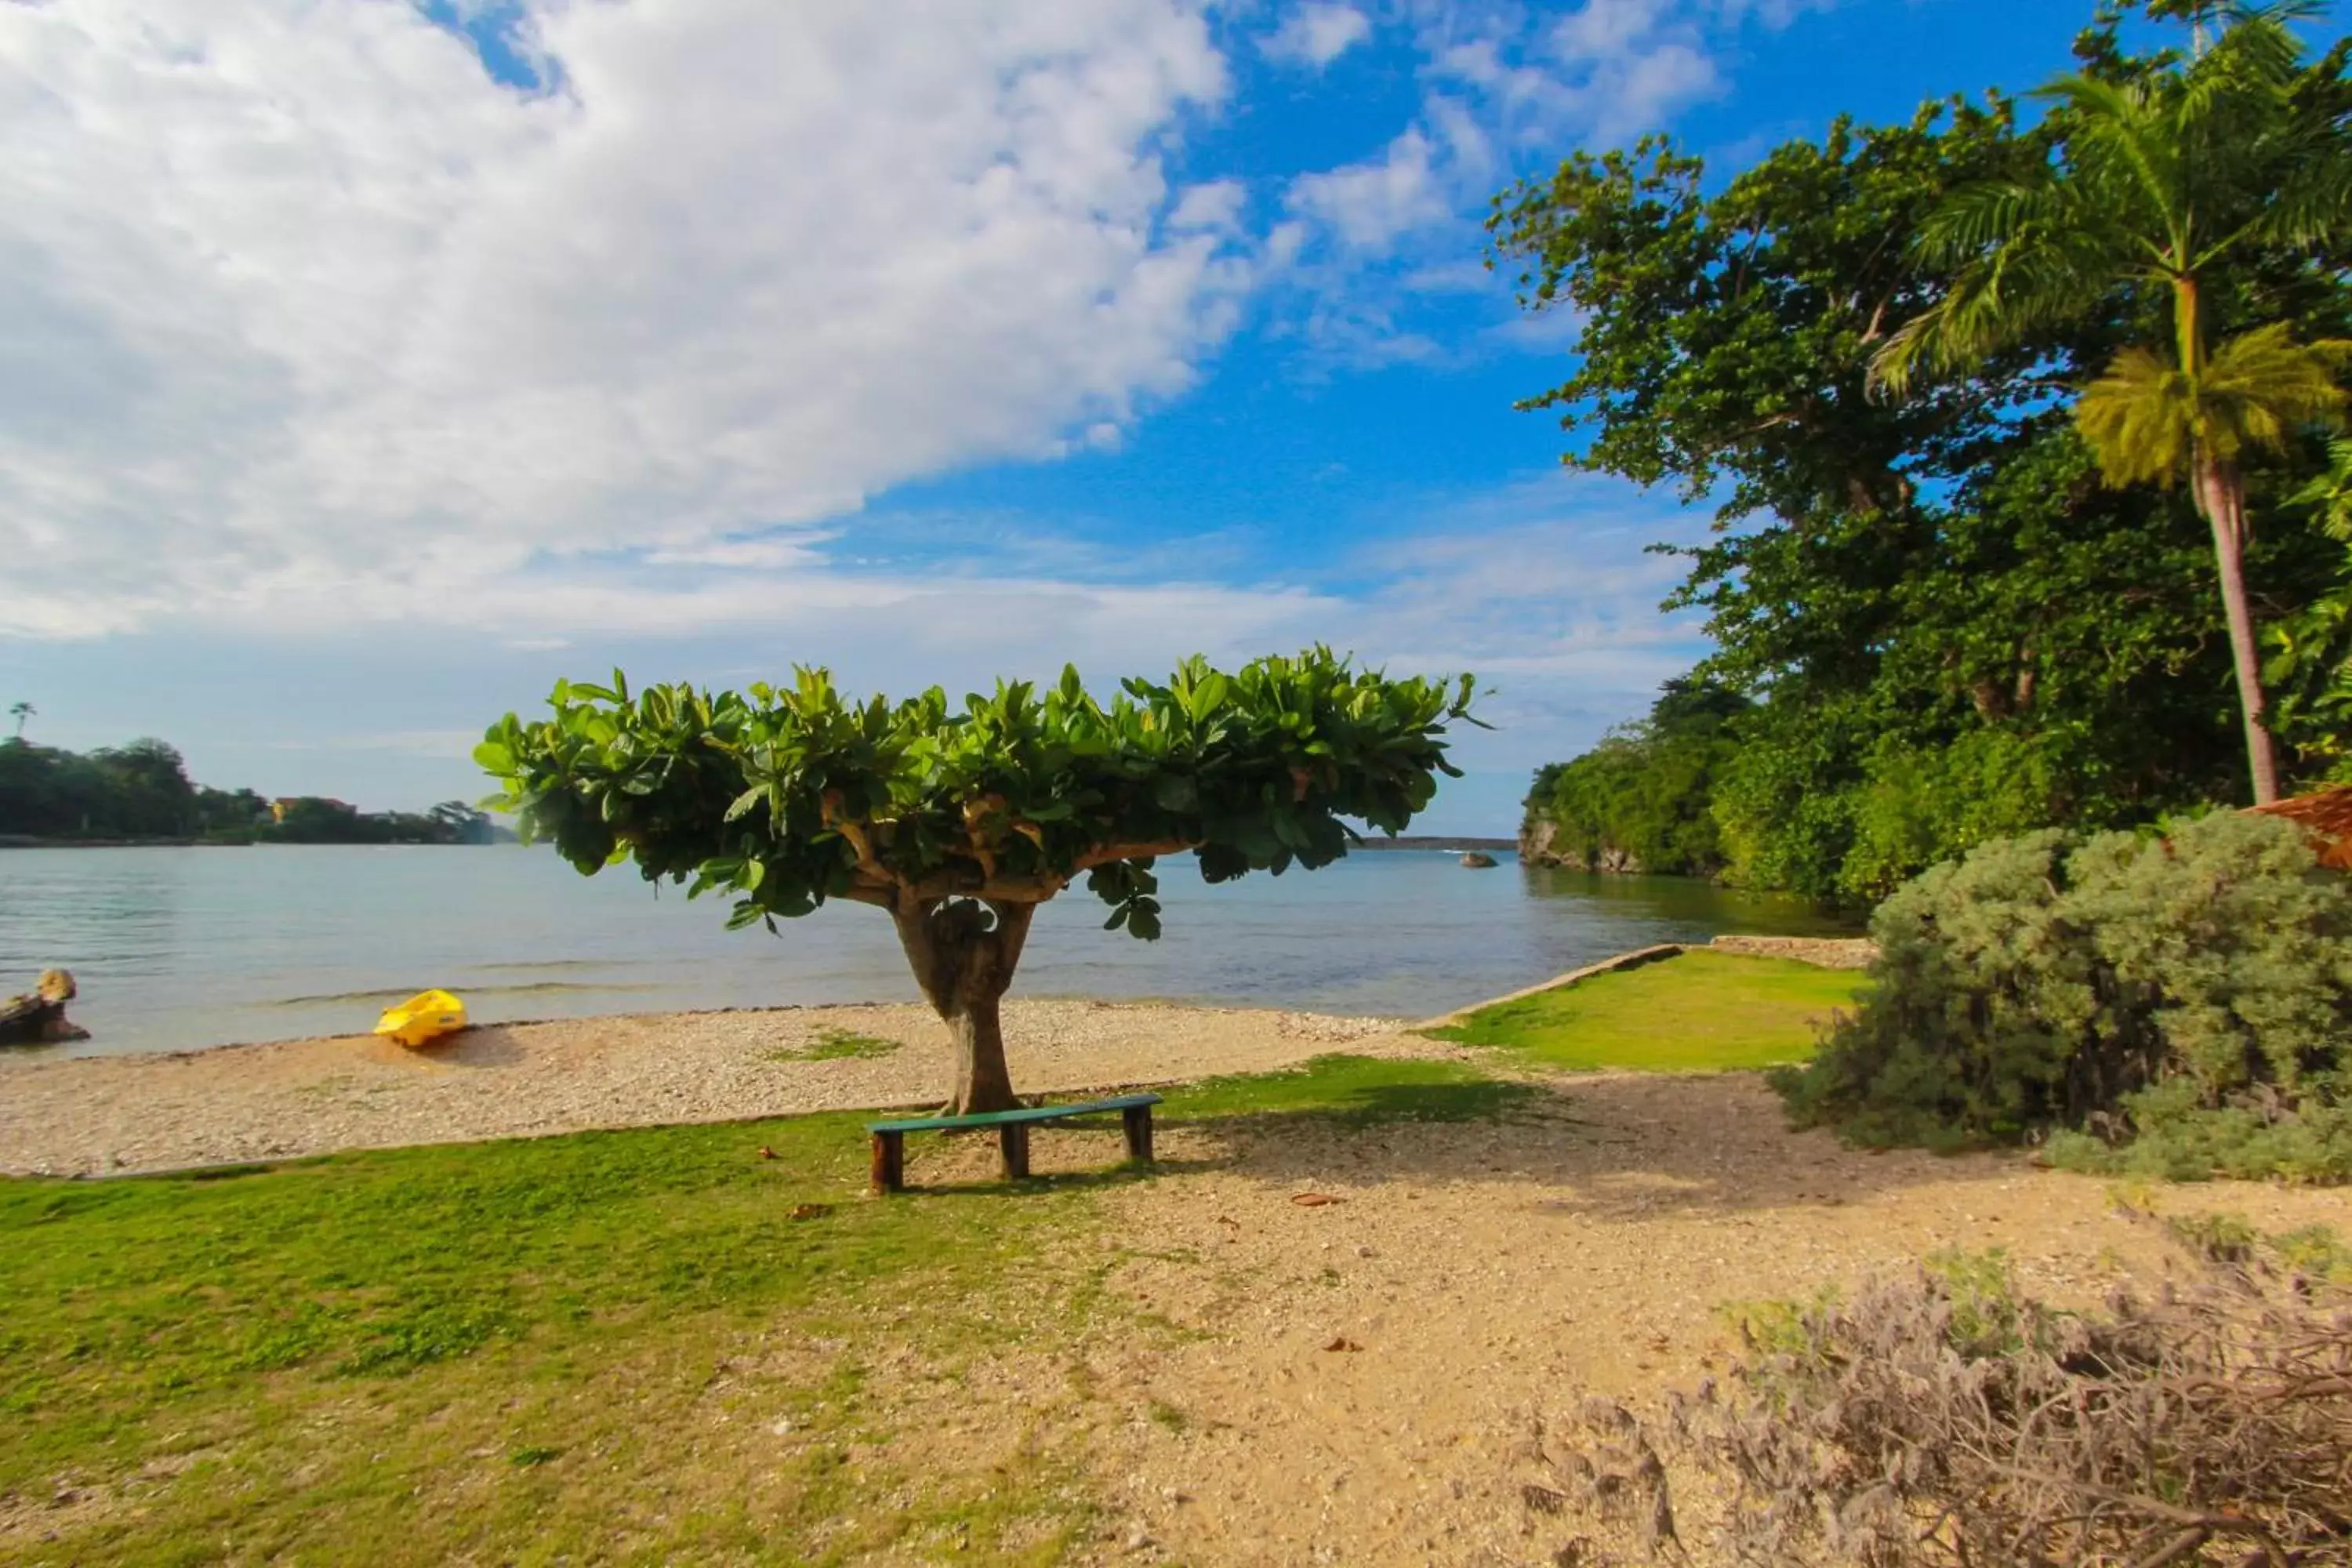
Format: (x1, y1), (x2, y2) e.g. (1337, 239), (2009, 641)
(374, 989), (467, 1047)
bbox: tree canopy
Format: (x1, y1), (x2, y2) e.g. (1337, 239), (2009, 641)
(1491, 0), (2352, 899)
(479, 649), (1479, 1112)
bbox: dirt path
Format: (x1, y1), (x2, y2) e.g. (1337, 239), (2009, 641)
(903, 1069), (2352, 1568)
(0, 1000), (1410, 1177)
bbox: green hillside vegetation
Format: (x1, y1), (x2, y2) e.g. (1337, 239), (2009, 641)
(0, 735), (503, 844)
(1522, 680), (1748, 875)
(1497, 7), (2352, 901)
(1424, 949), (1868, 1072)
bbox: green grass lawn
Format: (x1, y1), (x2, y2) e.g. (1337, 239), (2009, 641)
(0, 1054), (1512, 1567)
(1422, 949), (1869, 1071)
(765, 1026), (903, 1063)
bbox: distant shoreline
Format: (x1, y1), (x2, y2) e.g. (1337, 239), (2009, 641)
(0, 835), (511, 851)
(1, 833), (1508, 853)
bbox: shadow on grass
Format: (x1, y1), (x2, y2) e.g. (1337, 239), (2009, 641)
(876, 1053), (2012, 1218)
(881, 1156), (1225, 1200)
(873, 1066), (1544, 1198)
(1002, 1053), (2020, 1221)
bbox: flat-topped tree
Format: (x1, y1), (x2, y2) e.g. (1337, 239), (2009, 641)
(478, 649), (1480, 1114)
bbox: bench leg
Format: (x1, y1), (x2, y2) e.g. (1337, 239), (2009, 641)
(999, 1123), (1031, 1181)
(1123, 1104), (1154, 1163)
(870, 1130), (905, 1195)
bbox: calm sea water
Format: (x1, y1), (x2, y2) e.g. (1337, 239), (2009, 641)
(0, 846), (1855, 1058)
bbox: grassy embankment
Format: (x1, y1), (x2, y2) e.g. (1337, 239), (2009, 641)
(0, 953), (1851, 1565)
(1423, 948), (1869, 1070)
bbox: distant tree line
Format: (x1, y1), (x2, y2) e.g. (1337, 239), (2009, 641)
(0, 735), (504, 845)
(1497, 3), (2352, 900)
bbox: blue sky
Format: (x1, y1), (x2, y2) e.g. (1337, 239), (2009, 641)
(0, 0), (2280, 833)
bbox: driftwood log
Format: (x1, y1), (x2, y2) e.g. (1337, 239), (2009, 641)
(0, 968), (87, 1045)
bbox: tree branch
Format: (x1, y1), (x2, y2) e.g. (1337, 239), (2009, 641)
(1070, 839), (1197, 873)
(893, 840), (1197, 906)
(821, 796), (903, 894)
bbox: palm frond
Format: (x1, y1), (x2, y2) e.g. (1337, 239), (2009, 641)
(2200, 324), (2352, 456)
(2078, 347), (2197, 485)
(2198, 10), (2307, 94)
(2040, 75), (2182, 233)
(1886, 5), (2335, 419)
(2076, 323), (2350, 488)
(2219, 1), (2326, 24)
(1867, 312), (1939, 397)
(2243, 147), (2352, 251)
(2289, 436), (2352, 541)
(1869, 252), (2096, 397)
(1878, 185), (2132, 398)
(1914, 178), (2056, 264)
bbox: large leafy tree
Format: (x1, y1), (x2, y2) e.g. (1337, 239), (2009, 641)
(1488, 96), (2054, 536)
(1871, 4), (2352, 803)
(1490, 96), (2235, 895)
(479, 650), (1479, 1113)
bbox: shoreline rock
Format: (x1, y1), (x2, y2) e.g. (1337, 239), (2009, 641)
(1515, 818), (1647, 873)
(1708, 934), (1878, 969)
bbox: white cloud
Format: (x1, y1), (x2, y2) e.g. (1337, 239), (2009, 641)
(1337, 471), (1715, 769)
(1401, 260), (1494, 293)
(1268, 0), (1817, 365)
(1483, 301), (1589, 352)
(1546, 2), (1723, 143)
(0, 0), (1250, 638)
(1285, 127), (1451, 253)
(1167, 178), (1248, 234)
(1552, 0), (1657, 61)
(1261, 3), (1373, 69)
(642, 535), (835, 570)
(1603, 42), (1721, 137)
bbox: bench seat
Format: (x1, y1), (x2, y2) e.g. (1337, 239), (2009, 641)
(866, 1092), (1162, 1191)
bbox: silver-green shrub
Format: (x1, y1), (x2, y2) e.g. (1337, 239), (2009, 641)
(1777, 812), (2352, 1179)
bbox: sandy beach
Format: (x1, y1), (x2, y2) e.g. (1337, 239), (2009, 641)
(0, 1000), (1419, 1178)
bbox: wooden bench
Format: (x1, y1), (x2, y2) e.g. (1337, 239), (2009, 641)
(866, 1092), (1163, 1192)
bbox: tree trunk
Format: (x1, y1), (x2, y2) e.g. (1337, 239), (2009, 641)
(890, 897), (1035, 1115)
(2191, 450), (2282, 805)
(944, 997), (1015, 1117)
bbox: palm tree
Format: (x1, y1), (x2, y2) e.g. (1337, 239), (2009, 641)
(1872, 5), (2352, 804)
(7, 702), (30, 739)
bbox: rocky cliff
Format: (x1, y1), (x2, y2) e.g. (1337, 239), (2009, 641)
(1518, 816), (1644, 873)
